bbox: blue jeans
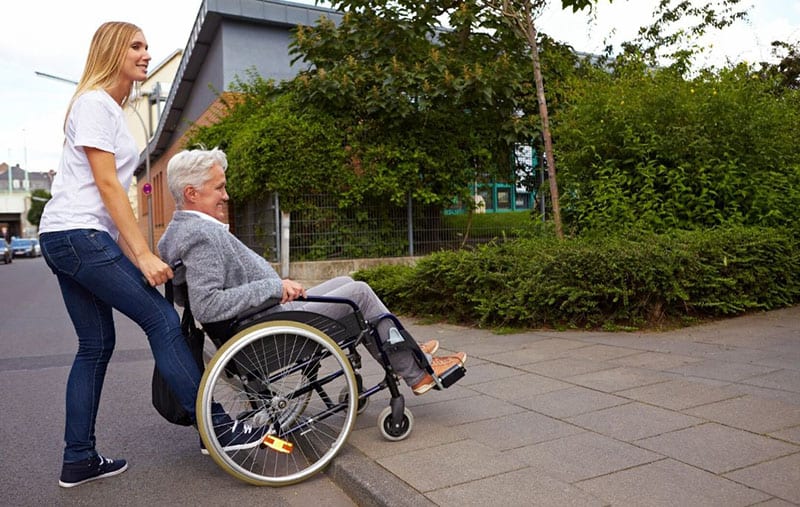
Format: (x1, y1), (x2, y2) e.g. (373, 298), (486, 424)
(40, 229), (201, 463)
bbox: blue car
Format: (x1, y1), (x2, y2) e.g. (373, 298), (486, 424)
(10, 238), (41, 258)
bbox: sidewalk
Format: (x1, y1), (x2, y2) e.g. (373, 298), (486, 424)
(326, 305), (800, 506)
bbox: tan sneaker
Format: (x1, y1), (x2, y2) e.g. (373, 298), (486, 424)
(435, 351), (466, 366)
(411, 353), (467, 395)
(418, 340), (439, 355)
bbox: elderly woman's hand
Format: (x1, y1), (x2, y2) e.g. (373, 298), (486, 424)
(280, 279), (306, 303)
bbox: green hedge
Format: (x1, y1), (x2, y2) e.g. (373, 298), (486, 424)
(354, 226), (800, 329)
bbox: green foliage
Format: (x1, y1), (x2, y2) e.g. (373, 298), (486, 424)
(289, 0), (540, 206)
(27, 189), (51, 226)
(555, 59), (800, 233)
(443, 210), (534, 233)
(188, 78), (346, 211)
(758, 40), (800, 91)
(356, 226), (800, 329)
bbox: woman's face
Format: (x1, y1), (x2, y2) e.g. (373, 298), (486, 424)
(190, 164), (230, 222)
(120, 31), (151, 83)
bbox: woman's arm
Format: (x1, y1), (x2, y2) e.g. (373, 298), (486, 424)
(85, 147), (172, 286)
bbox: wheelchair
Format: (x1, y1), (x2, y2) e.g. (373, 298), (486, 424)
(180, 288), (466, 487)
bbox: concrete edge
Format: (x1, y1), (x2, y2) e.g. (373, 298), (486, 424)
(325, 444), (435, 507)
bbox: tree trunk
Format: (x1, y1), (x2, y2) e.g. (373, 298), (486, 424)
(525, 11), (564, 238)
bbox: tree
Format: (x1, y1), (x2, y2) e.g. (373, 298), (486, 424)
(482, 0), (568, 238)
(27, 189), (51, 227)
(758, 40), (800, 91)
(289, 0), (538, 209)
(482, 0), (749, 239)
(188, 75), (347, 212)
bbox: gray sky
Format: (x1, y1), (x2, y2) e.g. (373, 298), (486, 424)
(1, 0), (797, 173)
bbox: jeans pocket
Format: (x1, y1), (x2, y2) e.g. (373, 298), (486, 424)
(40, 232), (82, 277)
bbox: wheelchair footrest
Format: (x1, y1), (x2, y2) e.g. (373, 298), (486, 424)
(435, 364), (466, 390)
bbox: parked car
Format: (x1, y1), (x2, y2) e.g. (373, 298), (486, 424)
(0, 240), (11, 264)
(10, 238), (41, 258)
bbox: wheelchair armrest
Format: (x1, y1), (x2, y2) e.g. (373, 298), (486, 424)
(236, 298), (282, 321)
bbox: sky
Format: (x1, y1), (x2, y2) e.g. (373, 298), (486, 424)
(1, 0), (798, 173)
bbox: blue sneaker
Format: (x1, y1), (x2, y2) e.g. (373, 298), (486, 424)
(201, 414), (267, 455)
(59, 454), (128, 488)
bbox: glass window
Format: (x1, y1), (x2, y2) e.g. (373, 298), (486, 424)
(497, 188), (511, 209)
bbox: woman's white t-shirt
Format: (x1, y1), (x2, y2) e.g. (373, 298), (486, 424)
(39, 89), (139, 240)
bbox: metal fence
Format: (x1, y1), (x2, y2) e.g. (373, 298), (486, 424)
(233, 193), (528, 263)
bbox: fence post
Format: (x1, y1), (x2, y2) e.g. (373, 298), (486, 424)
(407, 193), (414, 256)
(280, 210), (290, 278)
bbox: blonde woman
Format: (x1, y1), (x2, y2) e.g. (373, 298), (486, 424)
(39, 22), (265, 489)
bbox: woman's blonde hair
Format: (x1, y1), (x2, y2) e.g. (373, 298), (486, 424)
(64, 21), (142, 131)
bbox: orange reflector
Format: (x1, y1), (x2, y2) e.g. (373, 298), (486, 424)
(262, 435), (293, 454)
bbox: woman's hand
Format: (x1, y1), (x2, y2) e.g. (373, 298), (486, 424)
(138, 252), (174, 286)
(281, 279), (306, 304)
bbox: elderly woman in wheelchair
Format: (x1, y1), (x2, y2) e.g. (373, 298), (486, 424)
(157, 148), (467, 485)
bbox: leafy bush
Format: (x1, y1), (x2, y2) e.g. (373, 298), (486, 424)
(555, 61), (800, 233)
(355, 226), (800, 329)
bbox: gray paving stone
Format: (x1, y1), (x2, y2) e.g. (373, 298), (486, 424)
(467, 372), (572, 401)
(724, 452), (800, 504)
(508, 432), (662, 482)
(455, 334), (548, 356)
(405, 383), (483, 409)
(741, 369), (800, 393)
(560, 343), (642, 361)
(484, 338), (591, 366)
(637, 423), (799, 473)
(515, 386), (629, 418)
(566, 366), (674, 393)
(749, 498), (798, 507)
(456, 361), (524, 387)
(616, 379), (743, 410)
(667, 359), (781, 382)
(566, 402), (703, 441)
(453, 410), (584, 451)
(426, 467), (606, 507)
(769, 425), (800, 445)
(348, 416), (467, 460)
(690, 347), (778, 365)
(701, 332), (798, 352)
(410, 393), (526, 426)
(576, 459), (770, 506)
(607, 350), (704, 371)
(404, 321), (493, 345)
(684, 396), (800, 433)
(376, 440), (523, 492)
(726, 383), (800, 406)
(752, 351), (800, 371)
(518, 357), (617, 378)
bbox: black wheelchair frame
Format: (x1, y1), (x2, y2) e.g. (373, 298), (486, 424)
(176, 284), (465, 486)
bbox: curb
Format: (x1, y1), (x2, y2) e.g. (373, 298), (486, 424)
(325, 444), (435, 507)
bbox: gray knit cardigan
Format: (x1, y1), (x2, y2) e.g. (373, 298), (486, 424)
(157, 211), (283, 323)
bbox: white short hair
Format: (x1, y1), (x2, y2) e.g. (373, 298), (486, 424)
(167, 148), (228, 208)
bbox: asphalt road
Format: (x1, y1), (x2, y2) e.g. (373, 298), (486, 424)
(0, 256), (356, 506)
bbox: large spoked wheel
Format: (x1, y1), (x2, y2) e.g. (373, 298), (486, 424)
(197, 321), (358, 486)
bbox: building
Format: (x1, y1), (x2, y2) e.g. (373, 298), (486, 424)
(132, 0), (341, 253)
(0, 163), (54, 239)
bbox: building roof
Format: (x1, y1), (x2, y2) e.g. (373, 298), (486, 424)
(137, 0), (341, 175)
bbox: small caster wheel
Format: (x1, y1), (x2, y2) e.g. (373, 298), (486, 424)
(377, 405), (414, 441)
(339, 387), (369, 414)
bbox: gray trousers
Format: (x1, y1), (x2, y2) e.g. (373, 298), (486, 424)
(281, 276), (429, 386)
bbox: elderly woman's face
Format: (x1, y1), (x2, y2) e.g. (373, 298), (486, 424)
(188, 163), (229, 221)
